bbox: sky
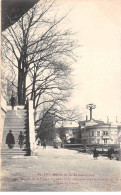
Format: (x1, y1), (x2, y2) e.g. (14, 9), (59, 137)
(56, 0), (121, 123)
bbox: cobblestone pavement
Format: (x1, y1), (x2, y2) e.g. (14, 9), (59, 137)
(1, 146), (121, 191)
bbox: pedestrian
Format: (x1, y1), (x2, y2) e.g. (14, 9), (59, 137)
(42, 140), (46, 149)
(37, 137), (41, 146)
(108, 147), (114, 160)
(10, 95), (16, 110)
(93, 147), (98, 159)
(18, 131), (24, 148)
(6, 130), (15, 149)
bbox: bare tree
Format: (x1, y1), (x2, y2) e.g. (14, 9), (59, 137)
(2, 0), (76, 105)
(35, 99), (81, 140)
(1, 46), (17, 103)
(2, 0), (80, 138)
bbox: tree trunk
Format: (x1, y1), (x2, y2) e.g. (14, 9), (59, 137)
(18, 59), (22, 105)
(18, 60), (26, 105)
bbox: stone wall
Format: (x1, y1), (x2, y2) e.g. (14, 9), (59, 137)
(28, 100), (36, 155)
(0, 95), (7, 148)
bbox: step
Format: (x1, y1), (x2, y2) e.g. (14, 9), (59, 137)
(1, 148), (26, 151)
(3, 133), (26, 136)
(6, 113), (27, 116)
(4, 124), (26, 127)
(2, 137), (26, 142)
(6, 112), (27, 116)
(4, 125), (26, 129)
(1, 152), (26, 154)
(3, 129), (26, 132)
(7, 109), (27, 112)
(6, 111), (27, 113)
(2, 136), (27, 139)
(6, 112), (27, 115)
(6, 114), (27, 117)
(3, 133), (26, 137)
(2, 143), (27, 147)
(7, 106), (25, 109)
(4, 119), (26, 123)
(4, 125), (26, 128)
(1, 153), (26, 155)
(5, 117), (26, 120)
(2, 134), (27, 138)
(6, 110), (27, 113)
(1, 148), (29, 152)
(3, 133), (27, 137)
(2, 140), (26, 144)
(5, 116), (27, 119)
(2, 138), (27, 142)
(1, 153), (26, 156)
(5, 119), (27, 122)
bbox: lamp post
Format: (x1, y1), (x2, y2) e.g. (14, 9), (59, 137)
(86, 103), (96, 120)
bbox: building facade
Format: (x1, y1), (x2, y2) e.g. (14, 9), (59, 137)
(79, 119), (120, 145)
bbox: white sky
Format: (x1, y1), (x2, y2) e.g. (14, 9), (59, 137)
(55, 0), (121, 123)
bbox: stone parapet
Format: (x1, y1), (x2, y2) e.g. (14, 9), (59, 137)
(28, 100), (36, 156)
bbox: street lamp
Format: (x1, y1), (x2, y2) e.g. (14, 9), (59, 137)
(86, 103), (96, 120)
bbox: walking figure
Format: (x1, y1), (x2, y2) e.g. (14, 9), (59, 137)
(93, 147), (98, 159)
(18, 131), (24, 148)
(10, 96), (16, 110)
(42, 140), (46, 149)
(108, 147), (114, 160)
(37, 137), (41, 146)
(6, 130), (15, 149)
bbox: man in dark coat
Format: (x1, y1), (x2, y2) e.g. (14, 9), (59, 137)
(6, 130), (15, 149)
(10, 96), (16, 110)
(93, 147), (98, 159)
(108, 147), (114, 160)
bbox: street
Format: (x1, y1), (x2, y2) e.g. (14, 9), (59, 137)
(1, 146), (121, 191)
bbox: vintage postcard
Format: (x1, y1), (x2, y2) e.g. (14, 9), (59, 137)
(0, 0), (121, 192)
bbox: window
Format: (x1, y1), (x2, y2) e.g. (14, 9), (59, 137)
(92, 131), (94, 137)
(97, 139), (100, 144)
(97, 131), (100, 136)
(103, 131), (108, 135)
(104, 139), (107, 144)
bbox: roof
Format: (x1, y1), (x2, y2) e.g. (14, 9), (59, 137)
(79, 118), (105, 126)
(78, 118), (113, 130)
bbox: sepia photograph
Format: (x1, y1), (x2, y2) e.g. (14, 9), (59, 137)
(0, 0), (121, 192)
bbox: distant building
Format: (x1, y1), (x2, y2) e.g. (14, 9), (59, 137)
(56, 122), (80, 143)
(78, 103), (121, 145)
(79, 118), (121, 145)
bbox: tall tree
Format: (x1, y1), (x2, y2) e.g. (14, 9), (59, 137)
(2, 0), (76, 105)
(2, 0), (81, 135)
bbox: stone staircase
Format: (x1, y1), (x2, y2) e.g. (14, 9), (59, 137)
(1, 108), (28, 157)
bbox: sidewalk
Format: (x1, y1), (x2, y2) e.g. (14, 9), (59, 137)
(1, 146), (121, 191)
